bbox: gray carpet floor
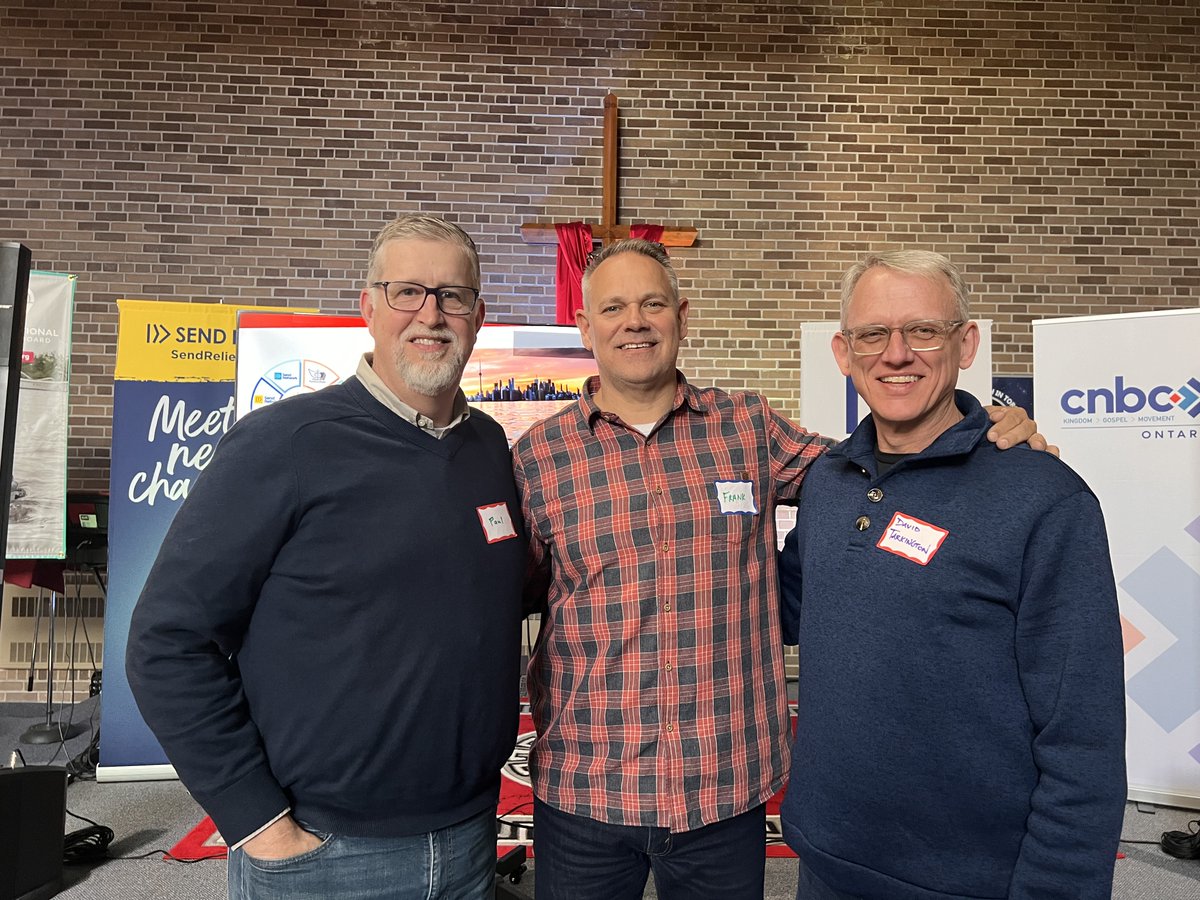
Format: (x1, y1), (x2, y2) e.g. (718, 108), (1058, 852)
(4, 697), (1199, 898)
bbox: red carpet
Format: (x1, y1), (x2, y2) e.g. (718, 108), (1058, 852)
(168, 710), (796, 861)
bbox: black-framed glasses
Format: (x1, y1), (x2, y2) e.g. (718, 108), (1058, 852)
(841, 319), (964, 355)
(370, 281), (480, 317)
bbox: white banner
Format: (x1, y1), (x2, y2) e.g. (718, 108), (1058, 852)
(6, 271), (75, 559)
(235, 312), (367, 420)
(799, 320), (993, 439)
(235, 318), (596, 445)
(1033, 308), (1200, 808)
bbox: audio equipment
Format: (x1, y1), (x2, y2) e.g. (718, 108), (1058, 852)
(0, 765), (67, 900)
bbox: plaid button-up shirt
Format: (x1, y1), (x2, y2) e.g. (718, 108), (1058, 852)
(513, 374), (832, 830)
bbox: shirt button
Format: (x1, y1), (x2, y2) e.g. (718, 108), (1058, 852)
(867, 488), (883, 503)
(655, 486), (663, 495)
(665, 662), (672, 671)
(855, 515), (871, 531)
(664, 602), (672, 612)
(661, 542), (669, 552)
(666, 724), (673, 732)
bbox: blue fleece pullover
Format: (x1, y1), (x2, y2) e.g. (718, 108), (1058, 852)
(780, 391), (1126, 899)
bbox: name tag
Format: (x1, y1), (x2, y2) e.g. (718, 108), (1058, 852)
(714, 480), (757, 515)
(876, 511), (948, 566)
(477, 501), (518, 544)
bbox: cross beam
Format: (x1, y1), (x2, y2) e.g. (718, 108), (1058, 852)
(520, 93), (699, 248)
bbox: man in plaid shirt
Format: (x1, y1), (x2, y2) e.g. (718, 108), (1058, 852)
(512, 240), (1040, 900)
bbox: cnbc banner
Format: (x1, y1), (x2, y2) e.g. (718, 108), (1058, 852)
(1034, 308), (1200, 808)
(99, 300), (300, 779)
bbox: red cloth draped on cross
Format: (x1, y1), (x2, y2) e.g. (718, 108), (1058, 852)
(553, 222), (666, 324)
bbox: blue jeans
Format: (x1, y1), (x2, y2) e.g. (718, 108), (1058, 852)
(227, 807), (496, 900)
(532, 796), (766, 900)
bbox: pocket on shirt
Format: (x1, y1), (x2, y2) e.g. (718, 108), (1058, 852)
(711, 506), (756, 545)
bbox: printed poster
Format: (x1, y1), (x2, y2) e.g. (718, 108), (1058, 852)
(234, 312), (367, 420)
(99, 299), (301, 777)
(1034, 308), (1200, 807)
(6, 271), (75, 559)
(235, 318), (594, 444)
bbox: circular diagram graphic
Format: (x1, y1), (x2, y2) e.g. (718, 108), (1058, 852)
(249, 359), (341, 410)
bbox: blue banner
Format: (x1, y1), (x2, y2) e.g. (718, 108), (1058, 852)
(101, 379), (236, 768)
(99, 299), (297, 775)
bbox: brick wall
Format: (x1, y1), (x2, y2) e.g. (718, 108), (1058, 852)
(1, 0), (1196, 492)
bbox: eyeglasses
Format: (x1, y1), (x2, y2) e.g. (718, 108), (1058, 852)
(370, 281), (480, 317)
(841, 319), (964, 355)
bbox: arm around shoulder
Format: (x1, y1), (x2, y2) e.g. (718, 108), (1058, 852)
(778, 525), (803, 646)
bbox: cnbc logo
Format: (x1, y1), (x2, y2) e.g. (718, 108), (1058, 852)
(1059, 375), (1200, 438)
(1170, 377), (1200, 418)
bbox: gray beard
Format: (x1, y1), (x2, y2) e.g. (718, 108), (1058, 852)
(391, 342), (466, 397)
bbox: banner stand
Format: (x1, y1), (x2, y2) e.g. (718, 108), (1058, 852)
(98, 300), (302, 781)
(1034, 308), (1200, 810)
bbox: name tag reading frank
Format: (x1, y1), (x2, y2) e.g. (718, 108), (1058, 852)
(876, 511), (949, 566)
(715, 480), (757, 515)
(477, 501), (518, 544)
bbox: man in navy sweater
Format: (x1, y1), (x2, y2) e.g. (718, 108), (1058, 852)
(780, 250), (1127, 900)
(126, 215), (527, 900)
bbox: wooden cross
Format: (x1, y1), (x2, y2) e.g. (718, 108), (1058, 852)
(520, 93), (699, 248)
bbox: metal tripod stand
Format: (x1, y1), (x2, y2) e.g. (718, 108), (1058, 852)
(19, 584), (86, 744)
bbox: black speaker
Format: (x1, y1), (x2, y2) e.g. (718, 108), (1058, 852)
(0, 241), (32, 561)
(0, 766), (67, 900)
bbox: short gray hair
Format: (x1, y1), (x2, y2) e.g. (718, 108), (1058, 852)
(581, 239), (679, 306)
(366, 214), (481, 287)
(839, 250), (970, 326)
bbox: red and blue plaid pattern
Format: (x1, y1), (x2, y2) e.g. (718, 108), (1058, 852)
(514, 374), (830, 830)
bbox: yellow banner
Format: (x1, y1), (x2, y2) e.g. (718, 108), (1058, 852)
(115, 299), (314, 382)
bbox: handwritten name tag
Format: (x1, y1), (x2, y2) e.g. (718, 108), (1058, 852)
(477, 501), (518, 544)
(876, 511), (949, 565)
(714, 480), (757, 515)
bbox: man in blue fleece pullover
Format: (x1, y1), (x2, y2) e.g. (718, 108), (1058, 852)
(126, 215), (526, 900)
(780, 251), (1126, 899)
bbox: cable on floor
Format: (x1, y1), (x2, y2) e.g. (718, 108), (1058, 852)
(1159, 819), (1200, 860)
(63, 807), (113, 863)
(62, 807), (214, 864)
(1120, 818), (1200, 860)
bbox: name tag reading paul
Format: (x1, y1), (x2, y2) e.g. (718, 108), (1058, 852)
(714, 480), (757, 515)
(876, 511), (949, 566)
(477, 501), (518, 544)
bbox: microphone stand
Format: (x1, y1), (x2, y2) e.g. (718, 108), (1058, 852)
(20, 587), (85, 744)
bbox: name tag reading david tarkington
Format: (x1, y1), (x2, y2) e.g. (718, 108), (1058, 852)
(876, 511), (949, 566)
